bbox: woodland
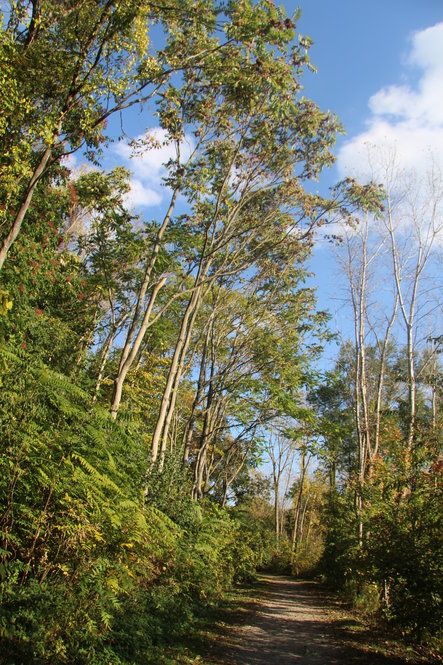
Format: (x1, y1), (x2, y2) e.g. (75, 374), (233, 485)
(0, 1), (441, 663)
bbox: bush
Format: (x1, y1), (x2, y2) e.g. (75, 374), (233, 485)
(367, 483), (442, 641)
(0, 352), (261, 663)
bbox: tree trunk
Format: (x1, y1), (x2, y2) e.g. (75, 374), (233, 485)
(110, 277), (166, 418)
(291, 452), (309, 563)
(182, 325), (210, 465)
(151, 282), (205, 463)
(92, 331), (115, 405)
(159, 298), (201, 467)
(370, 296), (398, 468)
(116, 190), (179, 372)
(0, 144), (55, 271)
(192, 355), (216, 500)
(274, 486), (280, 550)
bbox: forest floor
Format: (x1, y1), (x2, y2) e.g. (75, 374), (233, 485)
(174, 575), (441, 665)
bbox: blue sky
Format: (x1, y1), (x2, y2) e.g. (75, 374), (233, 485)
(288, 2), (443, 360)
(296, 0), (443, 162)
(82, 2), (443, 364)
(95, 2), (443, 207)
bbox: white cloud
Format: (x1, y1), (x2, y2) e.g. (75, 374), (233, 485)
(61, 153), (95, 178)
(337, 22), (443, 181)
(60, 154), (78, 171)
(114, 127), (195, 210)
(124, 178), (162, 208)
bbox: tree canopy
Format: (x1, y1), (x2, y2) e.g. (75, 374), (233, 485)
(0, 2), (440, 662)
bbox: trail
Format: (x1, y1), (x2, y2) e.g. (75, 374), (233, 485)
(206, 575), (411, 665)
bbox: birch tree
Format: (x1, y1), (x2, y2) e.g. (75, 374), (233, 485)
(336, 210), (398, 539)
(382, 162), (443, 451)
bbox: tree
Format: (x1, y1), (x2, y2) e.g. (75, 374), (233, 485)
(289, 468), (326, 575)
(107, 10), (342, 429)
(313, 325), (441, 638)
(181, 251), (327, 503)
(263, 422), (296, 548)
(335, 208), (398, 541)
(381, 159), (443, 451)
(137, 27), (342, 463)
(1, 0), (294, 271)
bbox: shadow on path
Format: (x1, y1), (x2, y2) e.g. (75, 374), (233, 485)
(206, 575), (411, 665)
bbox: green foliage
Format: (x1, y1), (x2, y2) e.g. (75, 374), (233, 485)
(233, 496), (282, 573)
(321, 479), (442, 642)
(0, 288), (13, 316)
(289, 475), (327, 577)
(145, 452), (201, 534)
(0, 343), (150, 662)
(315, 343), (442, 644)
(367, 481), (442, 641)
(0, 167), (96, 371)
(1, 0), (340, 655)
(320, 489), (361, 588)
(3, 0), (439, 658)
(0, 342), (262, 662)
(266, 538), (293, 575)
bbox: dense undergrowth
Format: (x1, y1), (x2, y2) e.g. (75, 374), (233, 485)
(0, 341), (441, 661)
(0, 343), (264, 663)
(320, 482), (442, 647)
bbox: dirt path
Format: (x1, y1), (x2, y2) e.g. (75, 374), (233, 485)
(204, 575), (415, 665)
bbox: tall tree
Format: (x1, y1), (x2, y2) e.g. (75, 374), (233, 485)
(107, 2), (340, 423)
(335, 209), (398, 540)
(1, 0), (291, 270)
(382, 160), (443, 451)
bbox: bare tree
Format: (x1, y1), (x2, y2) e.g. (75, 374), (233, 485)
(382, 160), (443, 450)
(336, 208), (398, 541)
(264, 422), (296, 549)
(336, 147), (443, 515)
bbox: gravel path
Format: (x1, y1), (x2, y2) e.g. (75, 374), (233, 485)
(206, 575), (410, 665)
